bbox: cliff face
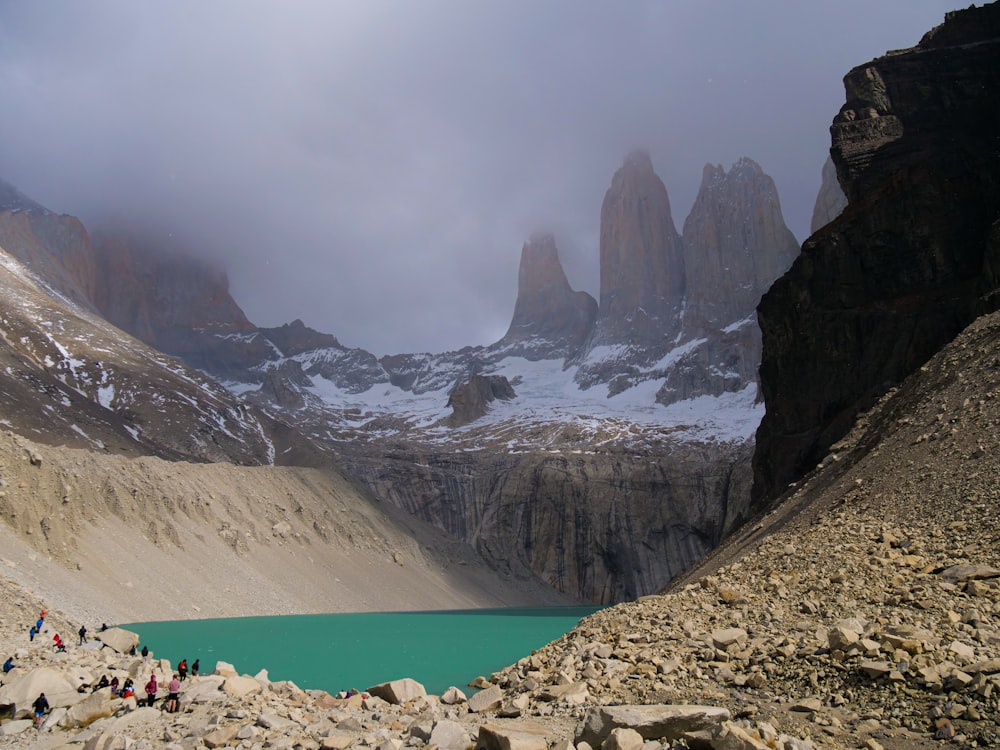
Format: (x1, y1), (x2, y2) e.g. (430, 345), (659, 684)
(753, 3), (1000, 507)
(91, 230), (276, 376)
(338, 439), (752, 603)
(0, 209), (98, 311)
(497, 234), (597, 360)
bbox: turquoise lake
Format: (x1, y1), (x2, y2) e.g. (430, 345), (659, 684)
(127, 607), (600, 696)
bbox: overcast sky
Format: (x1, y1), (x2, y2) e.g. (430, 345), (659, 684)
(0, 1), (958, 355)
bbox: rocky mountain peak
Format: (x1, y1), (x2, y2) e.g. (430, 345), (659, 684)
(496, 233), (597, 360)
(810, 155), (848, 234)
(682, 157), (799, 335)
(258, 319), (342, 357)
(591, 151), (685, 348)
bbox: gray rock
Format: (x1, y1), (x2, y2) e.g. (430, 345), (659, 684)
(367, 678), (427, 705)
(476, 721), (551, 750)
(94, 627), (140, 655)
(575, 705), (731, 746)
(468, 684), (503, 713)
(429, 719), (472, 750)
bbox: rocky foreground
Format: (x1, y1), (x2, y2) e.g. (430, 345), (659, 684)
(3, 311), (1000, 749)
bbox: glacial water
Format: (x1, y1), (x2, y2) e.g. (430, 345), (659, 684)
(126, 607), (601, 696)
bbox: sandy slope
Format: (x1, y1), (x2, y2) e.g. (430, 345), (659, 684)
(0, 430), (571, 629)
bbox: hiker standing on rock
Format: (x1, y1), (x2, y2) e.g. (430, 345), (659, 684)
(166, 674), (181, 713)
(78, 624), (87, 645)
(32, 692), (48, 728)
(177, 658), (188, 681)
(191, 658), (199, 676)
(140, 645), (149, 662)
(144, 674), (157, 707)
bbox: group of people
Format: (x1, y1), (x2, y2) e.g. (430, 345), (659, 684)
(17, 612), (204, 727)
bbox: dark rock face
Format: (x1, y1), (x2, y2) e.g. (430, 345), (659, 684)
(591, 150), (686, 349)
(91, 230), (275, 377)
(445, 374), (516, 426)
(753, 3), (1000, 507)
(682, 157), (800, 336)
(497, 234), (597, 360)
(810, 156), (848, 235)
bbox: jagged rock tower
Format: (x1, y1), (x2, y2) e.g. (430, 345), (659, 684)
(498, 233), (597, 360)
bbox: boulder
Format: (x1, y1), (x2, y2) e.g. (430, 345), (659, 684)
(441, 686), (467, 705)
(603, 727), (644, 750)
(430, 719), (472, 750)
(94, 627), (139, 655)
(0, 719), (32, 736)
(213, 661), (238, 678)
(322, 730), (360, 750)
(0, 666), (80, 717)
(536, 682), (590, 705)
(575, 705), (731, 746)
(477, 721), (551, 750)
(366, 678), (427, 705)
(61, 690), (113, 728)
(203, 724), (241, 748)
(468, 684), (503, 713)
(711, 628), (748, 650)
(223, 675), (263, 698)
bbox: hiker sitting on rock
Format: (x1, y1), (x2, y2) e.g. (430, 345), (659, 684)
(2, 656), (13, 674)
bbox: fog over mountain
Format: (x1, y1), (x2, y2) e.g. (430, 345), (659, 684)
(0, 1), (958, 355)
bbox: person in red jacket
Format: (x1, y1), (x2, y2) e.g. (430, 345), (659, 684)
(144, 674), (157, 707)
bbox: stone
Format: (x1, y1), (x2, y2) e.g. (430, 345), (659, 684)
(575, 705), (731, 746)
(322, 730), (360, 749)
(429, 719), (471, 750)
(711, 628), (748, 650)
(476, 721), (550, 750)
(828, 626), (860, 651)
(203, 724), (241, 748)
(468, 684), (503, 713)
(441, 686), (467, 704)
(0, 719), (32, 736)
(858, 659), (894, 679)
(94, 627), (140, 655)
(222, 674), (263, 698)
(366, 678), (427, 705)
(61, 690), (113, 728)
(536, 682), (590, 705)
(213, 661), (238, 678)
(603, 727), (644, 750)
(712, 722), (770, 750)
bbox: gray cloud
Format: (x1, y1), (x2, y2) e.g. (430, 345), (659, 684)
(0, 1), (957, 354)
